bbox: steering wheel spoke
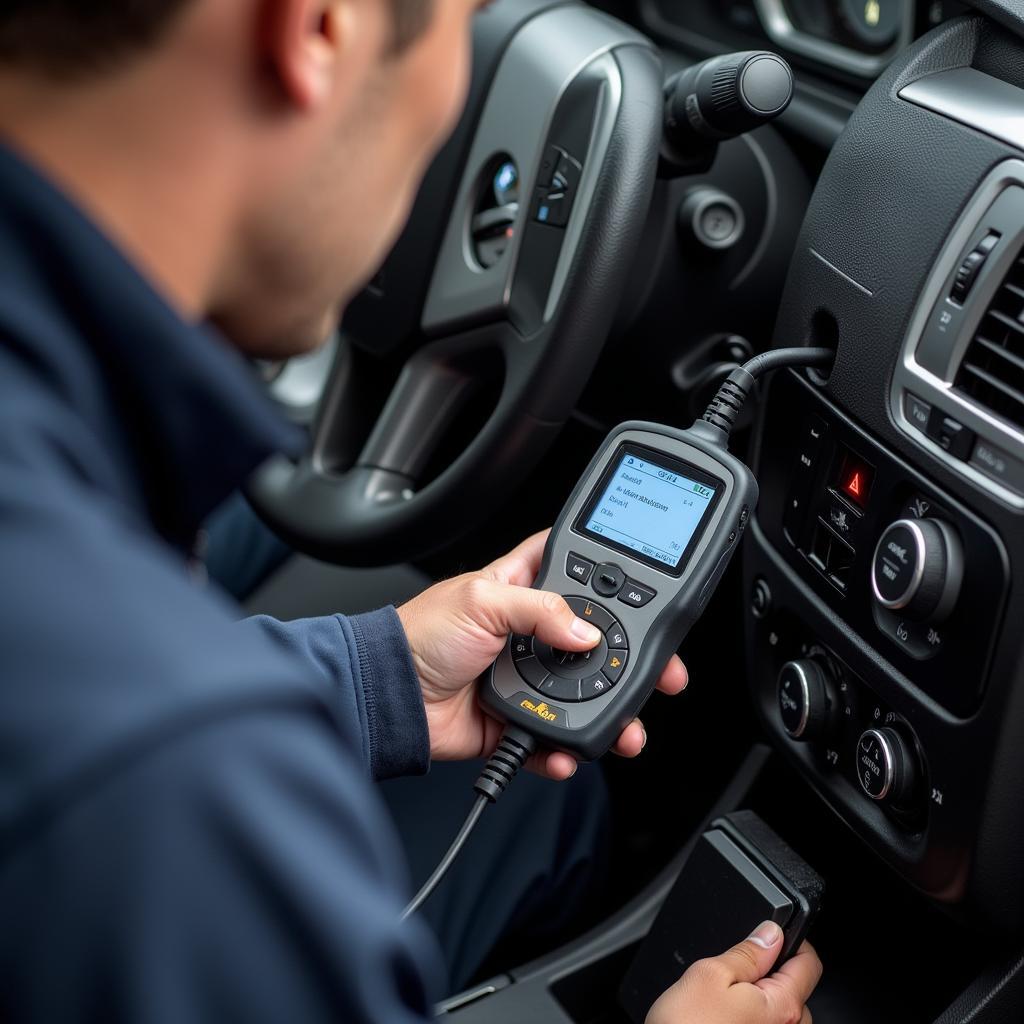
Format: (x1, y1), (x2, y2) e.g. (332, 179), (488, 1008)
(356, 350), (479, 488)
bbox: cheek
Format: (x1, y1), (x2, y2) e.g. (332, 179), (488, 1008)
(405, 18), (474, 158)
(434, 33), (472, 140)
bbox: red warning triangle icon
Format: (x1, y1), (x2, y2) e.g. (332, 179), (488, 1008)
(846, 472), (862, 497)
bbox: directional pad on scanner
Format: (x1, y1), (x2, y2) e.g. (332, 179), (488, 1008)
(509, 596), (629, 703)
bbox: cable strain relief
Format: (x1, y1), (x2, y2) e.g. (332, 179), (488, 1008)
(701, 366), (756, 438)
(474, 726), (537, 803)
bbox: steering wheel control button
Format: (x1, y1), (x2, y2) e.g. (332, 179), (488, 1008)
(857, 728), (919, 808)
(592, 563), (626, 597)
(537, 675), (582, 703)
(513, 655), (548, 690)
(601, 648), (628, 684)
(777, 659), (838, 743)
(618, 579), (656, 608)
(553, 152), (583, 196)
(531, 148), (582, 229)
(533, 191), (569, 227)
(510, 634), (533, 660)
(536, 145), (563, 189)
(565, 596), (616, 634)
(565, 552), (595, 585)
(871, 518), (963, 621)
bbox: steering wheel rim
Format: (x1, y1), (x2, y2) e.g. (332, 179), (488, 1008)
(248, 4), (663, 566)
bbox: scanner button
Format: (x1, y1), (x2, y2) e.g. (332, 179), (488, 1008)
(581, 674), (616, 700)
(605, 621), (628, 649)
(565, 596), (616, 633)
(602, 648), (628, 683)
(618, 580), (656, 608)
(565, 552), (595, 585)
(535, 636), (608, 679)
(537, 675), (582, 703)
(514, 655), (548, 689)
(510, 634), (533, 660)
(591, 563), (626, 597)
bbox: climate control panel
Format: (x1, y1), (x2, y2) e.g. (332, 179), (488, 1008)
(770, 636), (928, 826)
(755, 371), (1008, 717)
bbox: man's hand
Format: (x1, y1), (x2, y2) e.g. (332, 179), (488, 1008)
(647, 923), (823, 1024)
(396, 530), (688, 780)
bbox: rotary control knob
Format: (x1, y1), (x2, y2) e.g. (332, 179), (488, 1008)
(777, 659), (839, 743)
(856, 727), (919, 808)
(870, 518), (963, 622)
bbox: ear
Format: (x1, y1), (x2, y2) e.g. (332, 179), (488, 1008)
(262, 0), (385, 111)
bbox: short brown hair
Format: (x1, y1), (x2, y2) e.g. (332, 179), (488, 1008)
(0, 0), (433, 79)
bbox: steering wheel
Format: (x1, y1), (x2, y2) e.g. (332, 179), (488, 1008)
(248, 1), (663, 566)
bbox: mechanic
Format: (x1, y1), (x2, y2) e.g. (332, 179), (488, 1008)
(0, 1), (822, 1021)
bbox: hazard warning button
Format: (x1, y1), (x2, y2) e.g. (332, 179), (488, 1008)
(836, 451), (874, 509)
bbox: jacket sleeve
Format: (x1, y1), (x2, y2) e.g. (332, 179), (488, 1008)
(244, 606), (431, 781)
(0, 699), (447, 1023)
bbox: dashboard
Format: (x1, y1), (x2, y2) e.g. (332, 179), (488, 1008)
(738, 11), (1024, 933)
(607, 0), (1024, 936)
(633, 0), (967, 84)
(417, 1), (1024, 1018)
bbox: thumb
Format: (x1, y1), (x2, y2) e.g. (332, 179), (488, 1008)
(713, 921), (784, 985)
(484, 583), (602, 651)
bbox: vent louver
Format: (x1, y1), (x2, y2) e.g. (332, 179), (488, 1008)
(955, 245), (1024, 432)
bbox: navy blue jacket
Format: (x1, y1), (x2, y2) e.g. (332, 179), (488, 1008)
(0, 143), (445, 1021)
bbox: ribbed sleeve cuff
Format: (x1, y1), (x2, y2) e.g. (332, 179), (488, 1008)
(347, 606), (430, 781)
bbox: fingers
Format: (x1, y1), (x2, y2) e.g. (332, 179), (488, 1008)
(483, 530), (551, 587)
(480, 582), (602, 650)
(655, 654), (688, 695)
(764, 941), (823, 1007)
(712, 920), (785, 985)
(526, 748), (578, 781)
(612, 719), (646, 757)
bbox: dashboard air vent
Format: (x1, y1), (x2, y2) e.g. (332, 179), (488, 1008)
(955, 243), (1024, 433)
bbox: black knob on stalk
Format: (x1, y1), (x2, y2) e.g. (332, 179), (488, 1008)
(661, 51), (794, 175)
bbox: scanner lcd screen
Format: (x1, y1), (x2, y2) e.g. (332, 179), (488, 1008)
(579, 447), (719, 574)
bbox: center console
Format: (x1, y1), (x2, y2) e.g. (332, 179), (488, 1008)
(748, 10), (1024, 933)
(746, 370), (1010, 894)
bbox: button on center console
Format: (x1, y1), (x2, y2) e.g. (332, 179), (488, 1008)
(856, 727), (920, 809)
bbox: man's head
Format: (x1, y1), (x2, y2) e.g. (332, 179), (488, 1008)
(0, 0), (482, 355)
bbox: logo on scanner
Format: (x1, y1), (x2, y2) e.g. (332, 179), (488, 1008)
(520, 699), (558, 722)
